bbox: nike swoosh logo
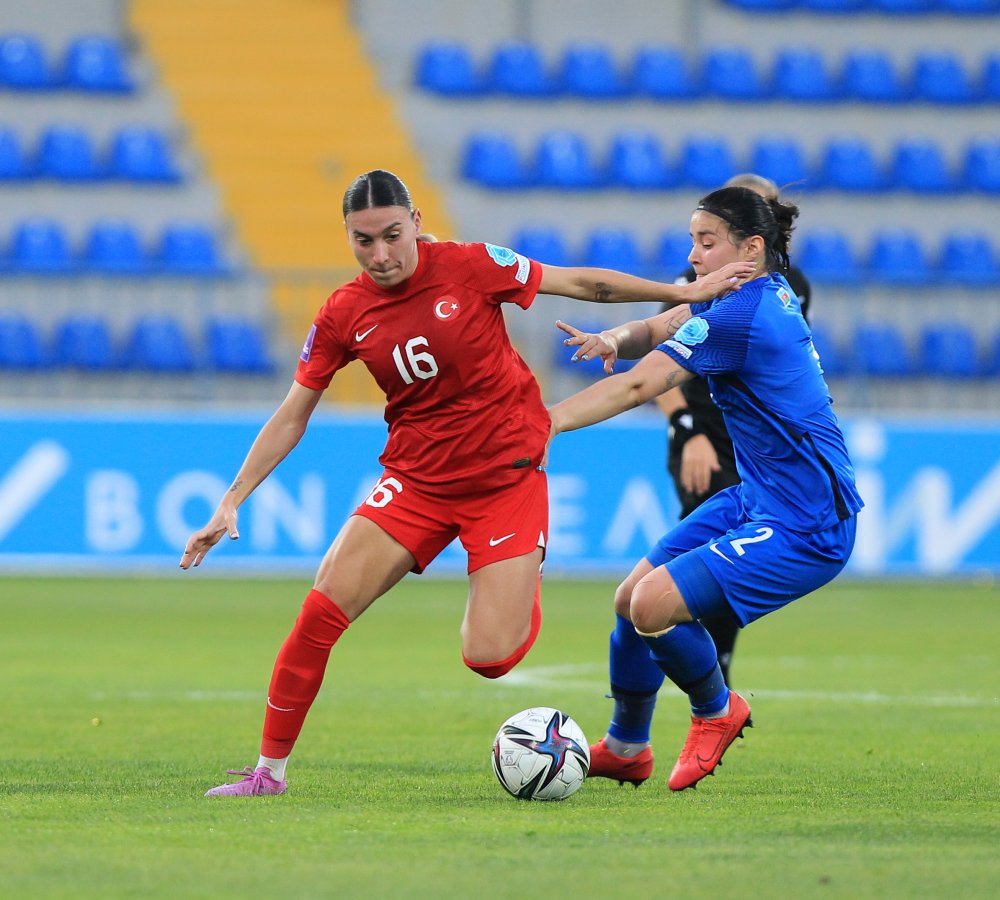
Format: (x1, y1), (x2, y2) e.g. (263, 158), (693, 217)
(489, 533), (516, 547)
(709, 543), (735, 565)
(355, 324), (379, 342)
(267, 696), (295, 712)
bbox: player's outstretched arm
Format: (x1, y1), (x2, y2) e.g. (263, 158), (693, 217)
(179, 382), (323, 569)
(537, 261), (753, 305)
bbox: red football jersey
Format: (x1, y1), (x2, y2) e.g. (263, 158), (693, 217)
(296, 240), (550, 495)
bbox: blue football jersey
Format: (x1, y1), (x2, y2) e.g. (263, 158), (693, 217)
(659, 274), (863, 532)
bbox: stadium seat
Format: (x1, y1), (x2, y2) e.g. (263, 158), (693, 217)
(849, 321), (915, 378)
(983, 52), (1000, 103)
(581, 227), (644, 275)
(0, 127), (33, 179)
(9, 218), (74, 274)
(795, 229), (863, 285)
(461, 131), (529, 189)
(800, 0), (867, 11)
(52, 315), (118, 370)
(679, 135), (737, 188)
(749, 135), (811, 188)
(631, 45), (701, 100)
(891, 138), (955, 193)
(488, 41), (558, 97)
(205, 316), (274, 374)
(109, 126), (181, 182)
(840, 49), (909, 103)
(818, 136), (885, 191)
(919, 321), (983, 379)
(870, 0), (936, 10)
(414, 41), (484, 96)
(867, 229), (933, 285)
(38, 124), (103, 181)
(652, 229), (693, 278)
(807, 323), (848, 378)
(938, 230), (1000, 285)
(963, 138), (1000, 193)
(535, 130), (603, 189)
(771, 46), (839, 102)
(608, 130), (676, 190)
(0, 33), (51, 89)
(62, 35), (133, 92)
(124, 315), (196, 372)
(559, 42), (629, 99)
(510, 225), (571, 266)
(725, 0), (796, 9)
(702, 47), (769, 101)
(157, 222), (226, 275)
(939, 0), (1000, 11)
(0, 315), (46, 368)
(84, 219), (150, 275)
(912, 50), (979, 104)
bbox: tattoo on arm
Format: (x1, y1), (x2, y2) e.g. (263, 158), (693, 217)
(593, 282), (613, 303)
(229, 480), (243, 494)
(662, 369), (688, 394)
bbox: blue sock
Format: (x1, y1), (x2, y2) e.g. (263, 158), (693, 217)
(641, 621), (730, 717)
(607, 614), (664, 743)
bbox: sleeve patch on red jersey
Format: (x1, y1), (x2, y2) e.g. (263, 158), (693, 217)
(485, 243), (530, 284)
(300, 324), (317, 362)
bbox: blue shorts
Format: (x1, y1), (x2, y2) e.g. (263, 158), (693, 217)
(645, 485), (857, 627)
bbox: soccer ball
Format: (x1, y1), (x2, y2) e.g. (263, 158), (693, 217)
(491, 707), (590, 801)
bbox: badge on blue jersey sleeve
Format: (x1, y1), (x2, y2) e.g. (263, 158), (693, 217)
(674, 316), (710, 346)
(484, 243), (530, 284)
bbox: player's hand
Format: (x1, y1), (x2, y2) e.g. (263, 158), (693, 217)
(684, 262), (756, 302)
(179, 506), (239, 569)
(680, 434), (721, 496)
(556, 320), (619, 375)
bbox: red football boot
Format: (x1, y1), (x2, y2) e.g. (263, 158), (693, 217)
(587, 738), (654, 787)
(668, 690), (752, 791)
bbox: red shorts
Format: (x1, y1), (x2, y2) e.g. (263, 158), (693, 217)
(352, 467), (548, 574)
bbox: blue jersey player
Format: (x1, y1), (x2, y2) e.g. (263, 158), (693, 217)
(548, 186), (863, 791)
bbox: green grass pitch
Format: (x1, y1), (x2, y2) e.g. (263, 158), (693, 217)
(1, 574), (998, 898)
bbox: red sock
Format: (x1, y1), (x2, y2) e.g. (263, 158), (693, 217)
(260, 589), (350, 759)
(464, 575), (542, 679)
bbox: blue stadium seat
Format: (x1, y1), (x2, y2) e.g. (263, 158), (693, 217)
(771, 46), (839, 102)
(891, 138), (955, 193)
(749, 135), (811, 188)
(510, 225), (571, 266)
(939, 0), (1000, 11)
(581, 228), (644, 274)
(559, 42), (629, 99)
(849, 321), (915, 378)
(702, 46), (769, 101)
(984, 52), (1000, 102)
(795, 229), (863, 285)
(938, 230), (1000, 285)
(0, 33), (52, 89)
(462, 131), (529, 189)
(919, 322), (983, 378)
(962, 138), (1000, 193)
(205, 316), (274, 374)
(912, 50), (979, 104)
(652, 229), (692, 278)
(989, 329), (1000, 377)
(109, 126), (180, 182)
(680, 135), (736, 188)
(870, 0), (936, 10)
(0, 315), (46, 368)
(818, 136), (885, 191)
(488, 41), (558, 97)
(38, 124), (102, 181)
(608, 130), (676, 190)
(723, 0), (796, 11)
(157, 222), (226, 275)
(631, 45), (701, 100)
(414, 41), (484, 96)
(867, 229), (933, 285)
(0, 127), (33, 179)
(10, 218), (74, 274)
(800, 0), (867, 10)
(535, 130), (603, 189)
(124, 315), (196, 372)
(84, 219), (150, 275)
(841, 49), (909, 103)
(53, 315), (118, 370)
(807, 322), (848, 378)
(62, 35), (133, 92)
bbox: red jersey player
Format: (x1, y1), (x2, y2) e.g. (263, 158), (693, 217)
(180, 169), (751, 797)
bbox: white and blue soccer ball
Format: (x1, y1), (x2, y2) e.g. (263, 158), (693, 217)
(491, 707), (590, 801)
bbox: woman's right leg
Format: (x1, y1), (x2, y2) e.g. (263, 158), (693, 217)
(206, 516), (415, 797)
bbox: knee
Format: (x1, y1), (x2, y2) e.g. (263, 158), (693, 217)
(629, 578), (683, 637)
(612, 579), (633, 619)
